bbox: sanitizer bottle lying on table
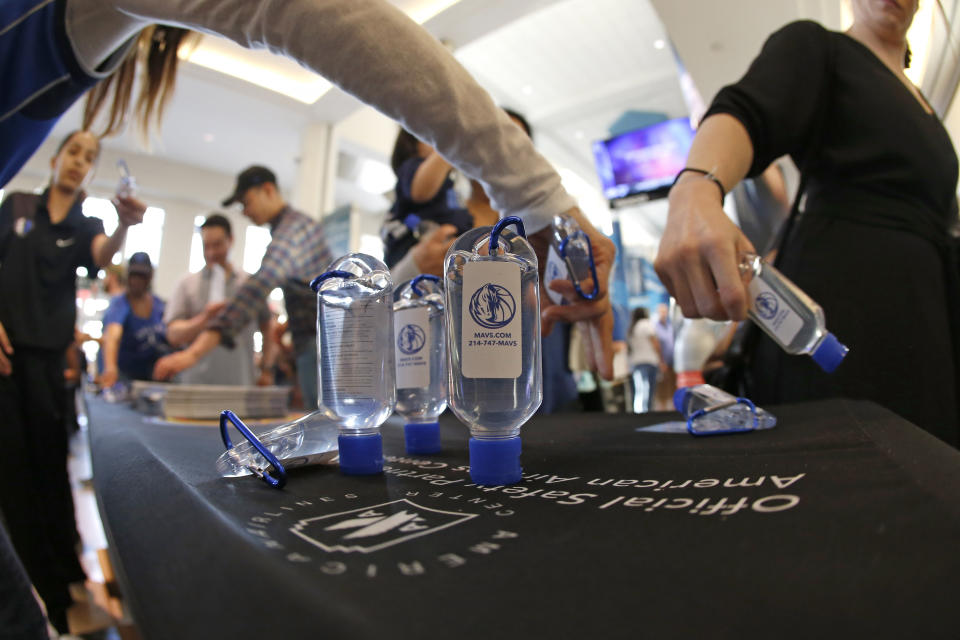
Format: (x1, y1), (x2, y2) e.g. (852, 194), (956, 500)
(740, 253), (848, 372)
(543, 212), (599, 305)
(394, 274), (447, 454)
(444, 216), (542, 485)
(311, 253), (396, 475)
(216, 409), (341, 487)
(674, 383), (777, 436)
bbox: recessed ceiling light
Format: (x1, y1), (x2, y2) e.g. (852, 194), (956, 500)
(179, 38), (332, 104)
(654, 39), (666, 50)
(521, 85), (534, 96)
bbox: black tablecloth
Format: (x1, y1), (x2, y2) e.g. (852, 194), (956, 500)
(88, 397), (960, 639)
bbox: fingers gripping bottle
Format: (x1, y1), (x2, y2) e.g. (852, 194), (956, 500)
(740, 253), (848, 372)
(544, 212), (599, 305)
(444, 216), (542, 486)
(311, 253), (396, 475)
(394, 274), (447, 455)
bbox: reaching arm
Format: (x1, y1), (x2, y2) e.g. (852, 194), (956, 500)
(152, 329), (221, 381)
(654, 21), (832, 323)
(90, 195), (146, 267)
(166, 302), (227, 347)
(654, 114), (757, 323)
(100, 323), (123, 386)
(409, 152), (454, 203)
(256, 316), (278, 386)
(72, 0), (575, 230)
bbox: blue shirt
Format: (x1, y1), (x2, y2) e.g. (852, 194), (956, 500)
(1, 0), (133, 187)
(103, 294), (169, 381)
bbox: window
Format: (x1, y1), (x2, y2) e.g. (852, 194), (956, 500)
(188, 215), (205, 273)
(243, 225), (272, 274)
(123, 206), (165, 266)
(82, 197), (165, 266)
(82, 197), (119, 235)
(359, 233), (384, 261)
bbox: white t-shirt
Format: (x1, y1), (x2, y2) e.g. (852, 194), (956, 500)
(628, 319), (659, 368)
(163, 264), (264, 385)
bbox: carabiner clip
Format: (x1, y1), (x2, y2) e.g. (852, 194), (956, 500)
(220, 410), (287, 488)
(558, 230), (599, 300)
(488, 216), (526, 254)
(686, 397), (758, 436)
(310, 269), (356, 292)
(410, 273), (441, 297)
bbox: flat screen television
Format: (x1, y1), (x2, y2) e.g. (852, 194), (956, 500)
(591, 117), (696, 202)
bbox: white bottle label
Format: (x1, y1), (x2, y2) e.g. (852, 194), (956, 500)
(544, 244), (568, 306)
(394, 306), (430, 389)
(462, 261), (522, 379)
(320, 301), (381, 397)
(748, 277), (802, 346)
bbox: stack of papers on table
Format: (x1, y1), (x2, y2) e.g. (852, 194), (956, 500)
(130, 382), (291, 420)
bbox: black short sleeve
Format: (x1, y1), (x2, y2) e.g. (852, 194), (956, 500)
(78, 215), (105, 273)
(704, 20), (832, 177)
(396, 157), (424, 201)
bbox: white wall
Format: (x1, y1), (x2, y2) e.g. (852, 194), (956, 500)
(335, 106), (400, 161)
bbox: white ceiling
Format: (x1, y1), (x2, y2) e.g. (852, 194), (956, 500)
(41, 0), (848, 215)
(454, 0), (686, 181)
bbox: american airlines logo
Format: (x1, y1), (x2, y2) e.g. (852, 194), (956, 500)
(290, 499), (478, 554)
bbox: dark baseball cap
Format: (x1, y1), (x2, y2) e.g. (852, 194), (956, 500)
(128, 251), (153, 277)
(222, 166), (277, 207)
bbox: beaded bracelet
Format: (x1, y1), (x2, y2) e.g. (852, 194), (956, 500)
(672, 167), (726, 200)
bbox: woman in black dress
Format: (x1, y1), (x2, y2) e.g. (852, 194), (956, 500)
(655, 0), (958, 445)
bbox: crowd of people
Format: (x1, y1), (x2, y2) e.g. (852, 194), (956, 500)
(0, 0), (956, 636)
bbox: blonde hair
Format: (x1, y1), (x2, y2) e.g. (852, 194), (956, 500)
(83, 26), (199, 139)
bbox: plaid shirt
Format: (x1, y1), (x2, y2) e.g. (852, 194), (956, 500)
(210, 206), (331, 354)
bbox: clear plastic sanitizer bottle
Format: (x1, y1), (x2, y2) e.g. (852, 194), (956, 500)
(216, 408), (341, 483)
(116, 159), (137, 198)
(673, 383), (777, 435)
(444, 217), (541, 485)
(311, 253), (396, 475)
(543, 212), (599, 305)
(740, 253), (848, 372)
(394, 274), (447, 454)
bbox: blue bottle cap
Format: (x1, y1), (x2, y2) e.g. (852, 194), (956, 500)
(469, 437), (522, 486)
(812, 332), (849, 373)
(673, 386), (692, 413)
(404, 422), (441, 455)
(338, 433), (383, 475)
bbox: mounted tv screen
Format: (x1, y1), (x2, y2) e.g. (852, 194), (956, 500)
(591, 117), (696, 201)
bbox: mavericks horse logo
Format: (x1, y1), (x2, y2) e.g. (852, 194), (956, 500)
(755, 292), (779, 321)
(469, 283), (516, 329)
(547, 258), (563, 283)
(397, 324), (426, 355)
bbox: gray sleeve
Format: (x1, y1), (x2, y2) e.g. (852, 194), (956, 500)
(68, 0), (575, 231)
